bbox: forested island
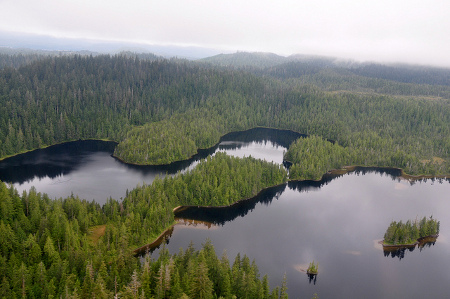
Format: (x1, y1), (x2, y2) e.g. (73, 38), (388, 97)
(383, 216), (440, 246)
(0, 49), (450, 297)
(306, 261), (318, 276)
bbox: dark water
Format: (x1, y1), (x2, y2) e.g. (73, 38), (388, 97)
(1, 128), (449, 298)
(158, 171), (450, 299)
(0, 128), (301, 203)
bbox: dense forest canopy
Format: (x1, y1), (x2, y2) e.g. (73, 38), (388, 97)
(0, 49), (449, 298)
(0, 153), (287, 298)
(201, 52), (450, 86)
(202, 52), (450, 98)
(383, 216), (440, 245)
(0, 52), (449, 175)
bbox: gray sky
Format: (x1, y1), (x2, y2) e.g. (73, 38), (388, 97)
(1, 0), (450, 66)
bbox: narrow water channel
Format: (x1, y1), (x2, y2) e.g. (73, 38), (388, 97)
(0, 128), (300, 203)
(0, 128), (448, 298)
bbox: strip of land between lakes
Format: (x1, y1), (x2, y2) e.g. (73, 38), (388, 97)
(133, 166), (448, 255)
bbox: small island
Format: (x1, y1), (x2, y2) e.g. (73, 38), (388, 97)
(382, 216), (440, 249)
(307, 261), (319, 275)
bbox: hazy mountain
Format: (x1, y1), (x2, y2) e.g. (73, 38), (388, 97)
(0, 30), (224, 59)
(200, 51), (450, 87)
(199, 51), (288, 68)
(2, 29), (449, 87)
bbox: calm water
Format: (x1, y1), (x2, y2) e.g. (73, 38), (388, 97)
(0, 128), (449, 298)
(161, 171), (450, 299)
(0, 128), (299, 203)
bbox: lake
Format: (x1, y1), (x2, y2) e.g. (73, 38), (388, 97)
(0, 128), (449, 298)
(168, 170), (449, 298)
(0, 128), (301, 203)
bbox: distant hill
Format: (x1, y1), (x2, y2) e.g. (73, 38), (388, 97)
(199, 51), (345, 68)
(265, 61), (450, 87)
(0, 47), (96, 56)
(0, 30), (223, 59)
(199, 51), (288, 68)
(201, 51), (450, 88)
(347, 63), (450, 86)
(0, 47), (164, 69)
(0, 46), (101, 69)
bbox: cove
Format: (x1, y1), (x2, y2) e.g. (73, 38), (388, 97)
(149, 169), (450, 299)
(0, 128), (301, 204)
(1, 128), (449, 298)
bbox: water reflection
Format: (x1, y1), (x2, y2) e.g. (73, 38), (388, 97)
(150, 171), (450, 299)
(307, 274), (318, 285)
(383, 237), (438, 260)
(0, 139), (220, 183)
(174, 184), (286, 225)
(116, 143), (219, 175)
(2, 128), (450, 298)
(134, 227), (175, 256)
(383, 246), (415, 260)
(419, 239), (437, 251)
(0, 140), (117, 184)
(352, 166), (402, 178)
(0, 128), (302, 202)
(177, 167), (408, 227)
(220, 127), (306, 148)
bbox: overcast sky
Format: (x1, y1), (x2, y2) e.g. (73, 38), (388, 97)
(1, 0), (449, 66)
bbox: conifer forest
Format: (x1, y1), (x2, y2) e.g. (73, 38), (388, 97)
(0, 50), (449, 298)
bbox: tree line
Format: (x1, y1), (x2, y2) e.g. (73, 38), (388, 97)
(0, 53), (449, 176)
(0, 152), (288, 298)
(1, 51), (449, 297)
(284, 134), (447, 181)
(122, 152), (287, 246)
(383, 216), (440, 245)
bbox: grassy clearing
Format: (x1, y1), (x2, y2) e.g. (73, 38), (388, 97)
(88, 224), (106, 245)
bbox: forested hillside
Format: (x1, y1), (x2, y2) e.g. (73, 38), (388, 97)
(199, 51), (288, 68)
(1, 52), (449, 175)
(203, 52), (450, 97)
(0, 49), (449, 298)
(0, 153), (287, 298)
(202, 52), (450, 85)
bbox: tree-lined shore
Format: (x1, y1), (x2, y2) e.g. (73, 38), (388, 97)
(1, 50), (450, 298)
(0, 53), (448, 175)
(0, 153), (287, 298)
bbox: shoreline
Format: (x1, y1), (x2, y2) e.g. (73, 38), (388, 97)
(1, 129), (448, 179)
(172, 182), (288, 213)
(135, 182), (287, 254)
(290, 165), (450, 183)
(112, 126), (305, 167)
(380, 234), (439, 251)
(1, 132), (448, 255)
(133, 218), (218, 256)
(133, 223), (176, 256)
(0, 138), (118, 162)
(142, 167), (446, 255)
